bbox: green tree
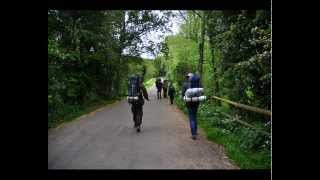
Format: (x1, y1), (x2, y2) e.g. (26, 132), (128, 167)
(48, 10), (173, 126)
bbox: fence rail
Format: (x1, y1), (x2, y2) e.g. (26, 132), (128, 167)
(210, 96), (271, 116)
(210, 96), (271, 135)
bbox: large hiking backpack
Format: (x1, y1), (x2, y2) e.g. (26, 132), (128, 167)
(190, 74), (200, 88)
(127, 75), (141, 103)
(183, 74), (206, 102)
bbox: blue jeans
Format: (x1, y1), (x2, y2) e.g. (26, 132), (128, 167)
(187, 105), (199, 136)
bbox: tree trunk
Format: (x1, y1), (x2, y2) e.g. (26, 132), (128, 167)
(115, 11), (126, 97)
(213, 69), (220, 106)
(198, 11), (206, 83)
(209, 38), (221, 106)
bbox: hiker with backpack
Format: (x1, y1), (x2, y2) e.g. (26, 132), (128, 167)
(155, 78), (163, 99)
(168, 81), (176, 105)
(182, 73), (206, 140)
(127, 74), (150, 133)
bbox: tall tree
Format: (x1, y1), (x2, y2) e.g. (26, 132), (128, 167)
(198, 11), (206, 82)
(207, 11), (223, 105)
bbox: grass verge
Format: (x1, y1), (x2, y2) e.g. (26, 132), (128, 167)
(198, 116), (271, 169)
(174, 94), (270, 169)
(48, 98), (116, 130)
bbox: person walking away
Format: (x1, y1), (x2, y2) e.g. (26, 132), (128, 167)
(163, 79), (168, 98)
(155, 78), (163, 99)
(155, 78), (158, 96)
(168, 82), (176, 105)
(128, 75), (149, 132)
(182, 73), (202, 140)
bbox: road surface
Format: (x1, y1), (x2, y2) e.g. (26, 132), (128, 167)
(48, 86), (238, 169)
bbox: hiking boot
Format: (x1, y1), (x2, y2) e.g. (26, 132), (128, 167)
(191, 135), (197, 140)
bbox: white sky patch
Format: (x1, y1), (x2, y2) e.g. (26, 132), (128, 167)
(140, 11), (184, 59)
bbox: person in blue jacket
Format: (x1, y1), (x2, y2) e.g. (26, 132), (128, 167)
(182, 73), (201, 140)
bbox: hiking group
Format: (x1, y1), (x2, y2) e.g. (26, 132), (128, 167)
(127, 73), (206, 140)
(155, 78), (175, 104)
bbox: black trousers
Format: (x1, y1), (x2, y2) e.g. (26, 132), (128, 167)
(163, 88), (167, 98)
(131, 105), (143, 127)
(169, 95), (174, 104)
(157, 89), (162, 99)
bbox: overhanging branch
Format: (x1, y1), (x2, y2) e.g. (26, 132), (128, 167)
(178, 10), (188, 22)
(192, 10), (202, 18)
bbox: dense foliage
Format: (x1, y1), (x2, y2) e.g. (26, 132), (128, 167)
(48, 10), (170, 127)
(160, 10), (271, 168)
(48, 10), (271, 169)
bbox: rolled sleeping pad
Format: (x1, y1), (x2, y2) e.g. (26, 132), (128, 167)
(127, 96), (139, 100)
(185, 88), (204, 97)
(183, 95), (206, 102)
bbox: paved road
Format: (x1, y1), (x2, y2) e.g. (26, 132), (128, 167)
(48, 86), (238, 169)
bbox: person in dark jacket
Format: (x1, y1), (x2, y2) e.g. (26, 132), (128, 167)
(155, 78), (163, 99)
(131, 76), (149, 132)
(168, 82), (176, 105)
(182, 73), (201, 140)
